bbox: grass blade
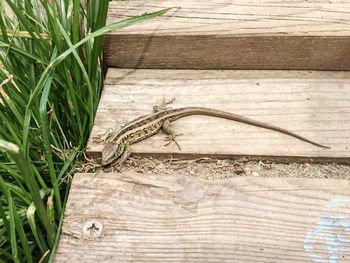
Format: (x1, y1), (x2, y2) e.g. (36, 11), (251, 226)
(39, 76), (62, 215)
(0, 140), (55, 246)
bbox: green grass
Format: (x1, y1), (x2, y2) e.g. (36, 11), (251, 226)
(0, 1), (169, 261)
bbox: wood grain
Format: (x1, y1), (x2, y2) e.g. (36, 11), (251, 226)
(54, 172), (350, 262)
(86, 68), (350, 162)
(104, 0), (350, 70)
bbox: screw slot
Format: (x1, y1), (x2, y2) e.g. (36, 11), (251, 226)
(82, 219), (103, 238)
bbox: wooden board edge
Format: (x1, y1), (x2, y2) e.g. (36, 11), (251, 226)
(85, 151), (350, 165)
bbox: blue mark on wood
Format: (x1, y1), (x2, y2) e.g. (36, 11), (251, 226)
(304, 199), (350, 262)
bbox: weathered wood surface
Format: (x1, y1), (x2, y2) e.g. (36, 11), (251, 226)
(55, 172), (350, 262)
(105, 0), (350, 70)
(86, 69), (350, 162)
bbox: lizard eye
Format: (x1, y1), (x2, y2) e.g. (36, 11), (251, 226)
(102, 142), (119, 165)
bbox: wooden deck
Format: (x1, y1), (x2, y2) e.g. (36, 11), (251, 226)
(55, 172), (350, 262)
(55, 1), (350, 262)
(86, 69), (350, 163)
(104, 0), (350, 70)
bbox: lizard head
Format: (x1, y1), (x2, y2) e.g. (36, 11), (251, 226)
(101, 142), (125, 165)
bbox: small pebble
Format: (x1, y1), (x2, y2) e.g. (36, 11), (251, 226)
(252, 172), (259, 177)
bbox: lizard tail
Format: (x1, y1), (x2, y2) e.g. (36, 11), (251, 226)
(169, 107), (330, 149)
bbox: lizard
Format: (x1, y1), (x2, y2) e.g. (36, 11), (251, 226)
(100, 99), (330, 166)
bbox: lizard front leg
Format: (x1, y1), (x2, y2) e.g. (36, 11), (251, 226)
(112, 149), (131, 171)
(93, 128), (116, 143)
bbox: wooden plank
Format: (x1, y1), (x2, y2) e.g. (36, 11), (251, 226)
(104, 0), (350, 70)
(86, 68), (350, 162)
(54, 172), (350, 262)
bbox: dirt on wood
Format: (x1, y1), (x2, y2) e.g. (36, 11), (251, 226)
(95, 156), (350, 180)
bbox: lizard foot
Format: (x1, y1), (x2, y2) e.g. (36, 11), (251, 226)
(153, 97), (176, 112)
(93, 128), (115, 143)
(164, 133), (183, 150)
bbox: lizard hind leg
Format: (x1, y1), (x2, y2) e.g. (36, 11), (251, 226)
(161, 119), (183, 150)
(153, 97), (176, 113)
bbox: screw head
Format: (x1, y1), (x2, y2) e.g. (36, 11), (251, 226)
(82, 219), (103, 238)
